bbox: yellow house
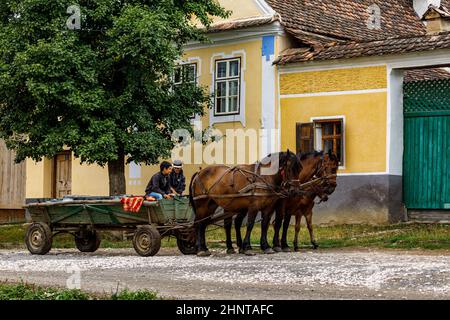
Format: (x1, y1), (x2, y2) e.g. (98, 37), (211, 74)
(2, 0), (450, 224)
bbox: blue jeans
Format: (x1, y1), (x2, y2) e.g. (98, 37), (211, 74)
(147, 192), (163, 200)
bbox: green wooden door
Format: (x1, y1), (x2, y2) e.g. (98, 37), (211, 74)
(403, 79), (450, 209)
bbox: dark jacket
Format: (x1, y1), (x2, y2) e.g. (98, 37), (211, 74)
(169, 170), (186, 195)
(145, 172), (171, 195)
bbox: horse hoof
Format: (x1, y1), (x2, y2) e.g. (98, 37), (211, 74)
(239, 248), (245, 254)
(312, 244), (319, 250)
(294, 247), (300, 252)
(264, 248), (275, 254)
(282, 247), (292, 253)
(226, 248), (236, 254)
(273, 246), (282, 253)
(244, 250), (256, 256)
(197, 250), (211, 257)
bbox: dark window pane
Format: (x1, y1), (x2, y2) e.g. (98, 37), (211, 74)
(324, 139), (334, 154)
(184, 64), (196, 83)
(216, 97), (226, 113)
(323, 123), (334, 136)
(336, 138), (342, 165)
(335, 121), (342, 134)
(229, 80), (239, 96)
(174, 67), (182, 84)
(229, 97), (238, 112)
(230, 60), (239, 77)
(217, 62), (227, 78)
(216, 81), (226, 97)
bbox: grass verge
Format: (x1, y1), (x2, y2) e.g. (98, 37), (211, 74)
(0, 222), (449, 251)
(0, 281), (159, 300)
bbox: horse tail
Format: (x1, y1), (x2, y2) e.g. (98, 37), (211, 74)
(189, 171), (199, 217)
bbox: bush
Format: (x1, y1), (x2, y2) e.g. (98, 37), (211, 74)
(111, 289), (159, 300)
(0, 283), (90, 300)
(0, 282), (160, 300)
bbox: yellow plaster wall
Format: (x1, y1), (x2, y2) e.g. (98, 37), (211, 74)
(70, 157), (109, 196)
(280, 65), (388, 174)
(281, 92), (387, 174)
(25, 158), (53, 198)
(194, 0), (267, 26)
(179, 39), (264, 180)
(184, 39), (262, 130)
(280, 66), (387, 95)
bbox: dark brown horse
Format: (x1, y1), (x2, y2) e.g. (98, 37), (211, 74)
(225, 151), (327, 254)
(189, 151), (301, 256)
(273, 151), (339, 252)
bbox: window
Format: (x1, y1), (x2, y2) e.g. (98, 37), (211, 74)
(174, 63), (198, 119)
(174, 63), (197, 86)
(214, 58), (240, 115)
(296, 119), (344, 166)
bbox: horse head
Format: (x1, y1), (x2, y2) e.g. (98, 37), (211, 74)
(280, 149), (302, 184)
(317, 150), (339, 198)
(297, 151), (325, 183)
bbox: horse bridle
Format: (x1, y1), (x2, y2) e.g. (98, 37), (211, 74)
(312, 155), (337, 203)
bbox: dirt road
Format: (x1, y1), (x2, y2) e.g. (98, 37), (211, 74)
(0, 248), (449, 299)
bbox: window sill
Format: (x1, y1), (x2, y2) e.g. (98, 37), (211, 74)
(209, 112), (245, 127)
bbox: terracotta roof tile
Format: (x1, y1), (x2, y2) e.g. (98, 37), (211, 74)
(404, 68), (450, 82)
(275, 32), (450, 64)
(205, 15), (279, 33)
(266, 0), (426, 42)
(424, 4), (450, 19)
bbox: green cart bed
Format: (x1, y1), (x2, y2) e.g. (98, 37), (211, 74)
(24, 196), (196, 257)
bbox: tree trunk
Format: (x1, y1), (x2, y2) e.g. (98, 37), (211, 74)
(108, 151), (126, 196)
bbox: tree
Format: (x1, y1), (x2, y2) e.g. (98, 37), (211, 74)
(0, 0), (228, 195)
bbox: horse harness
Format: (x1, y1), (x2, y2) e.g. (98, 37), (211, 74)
(191, 165), (288, 202)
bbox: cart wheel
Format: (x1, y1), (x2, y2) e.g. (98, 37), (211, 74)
(25, 222), (52, 255)
(75, 230), (101, 253)
(176, 237), (197, 255)
(133, 226), (161, 257)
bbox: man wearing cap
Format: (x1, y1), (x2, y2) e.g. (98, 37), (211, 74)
(169, 160), (186, 196)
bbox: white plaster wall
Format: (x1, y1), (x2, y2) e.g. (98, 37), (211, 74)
(387, 68), (404, 176)
(260, 43), (277, 157)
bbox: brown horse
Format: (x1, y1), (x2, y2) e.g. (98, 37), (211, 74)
(225, 151), (326, 254)
(273, 151), (339, 252)
(189, 151), (301, 256)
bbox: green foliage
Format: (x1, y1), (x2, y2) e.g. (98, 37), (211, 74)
(111, 288), (158, 300)
(0, 282), (160, 300)
(0, 0), (228, 167)
(0, 282), (90, 300)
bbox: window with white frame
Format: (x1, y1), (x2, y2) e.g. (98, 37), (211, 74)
(214, 58), (241, 115)
(314, 119), (344, 166)
(296, 119), (344, 166)
(174, 63), (198, 119)
(174, 63), (197, 86)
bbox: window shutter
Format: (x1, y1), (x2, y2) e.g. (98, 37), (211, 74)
(296, 123), (314, 154)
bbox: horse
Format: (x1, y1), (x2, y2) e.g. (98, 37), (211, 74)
(224, 150), (326, 255)
(189, 151), (301, 256)
(273, 150), (339, 252)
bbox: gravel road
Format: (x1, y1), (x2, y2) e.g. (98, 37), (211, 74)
(0, 248), (449, 300)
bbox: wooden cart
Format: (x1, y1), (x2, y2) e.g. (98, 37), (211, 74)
(23, 196), (197, 257)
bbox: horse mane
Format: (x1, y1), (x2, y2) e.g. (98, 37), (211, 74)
(327, 149), (339, 162)
(260, 151), (301, 176)
(298, 150), (323, 161)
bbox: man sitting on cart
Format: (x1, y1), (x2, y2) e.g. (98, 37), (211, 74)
(145, 161), (175, 200)
(169, 160), (186, 196)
